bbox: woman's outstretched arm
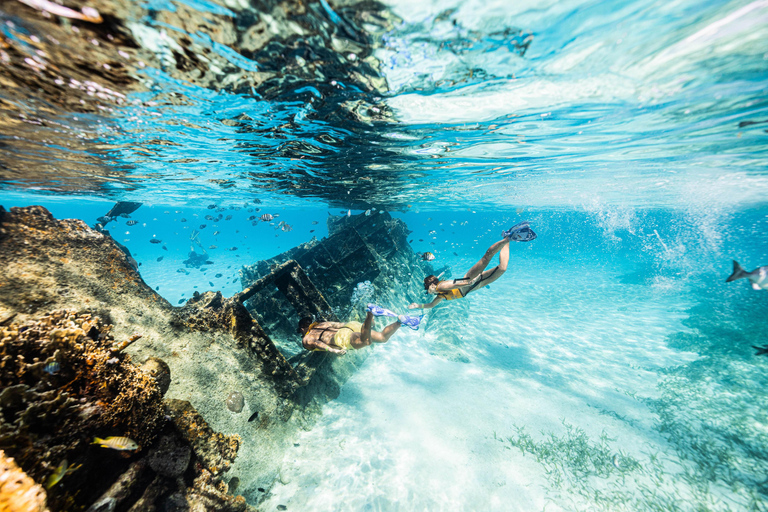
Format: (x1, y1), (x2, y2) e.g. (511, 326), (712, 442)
(408, 296), (444, 310)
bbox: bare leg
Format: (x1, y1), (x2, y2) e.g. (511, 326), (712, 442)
(360, 311), (373, 345)
(463, 243), (510, 296)
(349, 312), (375, 349)
(463, 239), (510, 280)
(370, 320), (401, 343)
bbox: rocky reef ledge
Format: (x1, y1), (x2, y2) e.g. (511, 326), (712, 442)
(0, 205), (263, 510)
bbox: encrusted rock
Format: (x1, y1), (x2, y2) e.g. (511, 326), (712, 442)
(141, 357), (172, 396)
(165, 400), (240, 476)
(165, 469), (249, 512)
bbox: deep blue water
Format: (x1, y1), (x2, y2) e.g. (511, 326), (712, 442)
(2, 0), (768, 509)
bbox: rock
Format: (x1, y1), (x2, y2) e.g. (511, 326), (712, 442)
(165, 400), (240, 476)
(141, 357), (172, 396)
(147, 435), (191, 478)
(226, 392), (244, 413)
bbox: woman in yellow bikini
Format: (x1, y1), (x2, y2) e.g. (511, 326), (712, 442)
(299, 311), (404, 355)
(408, 221), (536, 310)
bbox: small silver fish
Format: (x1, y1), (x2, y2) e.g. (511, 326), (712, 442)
(213, 231), (220, 236)
(281, 223), (293, 232)
(612, 454), (621, 469)
(726, 260), (768, 290)
(421, 252), (435, 261)
(93, 436), (138, 451)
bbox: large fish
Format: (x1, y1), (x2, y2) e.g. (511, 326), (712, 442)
(726, 260), (768, 290)
(105, 201), (142, 218)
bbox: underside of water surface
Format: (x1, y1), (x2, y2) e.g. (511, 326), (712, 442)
(1, 0), (767, 510)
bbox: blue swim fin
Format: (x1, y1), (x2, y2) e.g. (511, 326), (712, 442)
(502, 221), (537, 242)
(367, 304), (398, 318)
(398, 314), (423, 330)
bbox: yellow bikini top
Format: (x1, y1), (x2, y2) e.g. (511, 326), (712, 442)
(438, 288), (464, 301)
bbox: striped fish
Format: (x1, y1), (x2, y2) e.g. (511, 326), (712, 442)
(43, 361), (60, 374)
(45, 459), (81, 489)
(92, 436), (138, 451)
(260, 213), (274, 222)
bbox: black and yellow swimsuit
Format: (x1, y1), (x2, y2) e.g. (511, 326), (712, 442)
(438, 288), (464, 301)
(437, 267), (499, 301)
(306, 321), (361, 351)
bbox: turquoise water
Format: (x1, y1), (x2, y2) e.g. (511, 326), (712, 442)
(2, 0), (768, 510)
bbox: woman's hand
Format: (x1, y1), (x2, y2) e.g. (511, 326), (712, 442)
(408, 303), (420, 309)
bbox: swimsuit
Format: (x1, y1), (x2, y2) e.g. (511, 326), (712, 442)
(437, 267), (500, 301)
(333, 321), (362, 350)
(306, 321), (362, 351)
(438, 288), (464, 301)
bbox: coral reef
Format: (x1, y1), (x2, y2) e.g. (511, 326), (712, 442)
(0, 308), (256, 512)
(0, 309), (165, 509)
(0, 205), (321, 502)
(0, 451), (48, 512)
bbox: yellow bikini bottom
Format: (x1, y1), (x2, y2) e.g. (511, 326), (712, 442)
(333, 321), (362, 350)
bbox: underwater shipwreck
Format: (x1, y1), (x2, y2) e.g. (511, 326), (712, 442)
(0, 204), (464, 510)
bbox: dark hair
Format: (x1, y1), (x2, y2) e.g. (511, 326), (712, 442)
(297, 316), (314, 334)
(423, 275), (439, 291)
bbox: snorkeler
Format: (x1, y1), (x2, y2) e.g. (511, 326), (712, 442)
(408, 221), (536, 310)
(299, 310), (415, 354)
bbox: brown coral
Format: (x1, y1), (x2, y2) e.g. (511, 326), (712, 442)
(0, 310), (165, 510)
(0, 450), (48, 512)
